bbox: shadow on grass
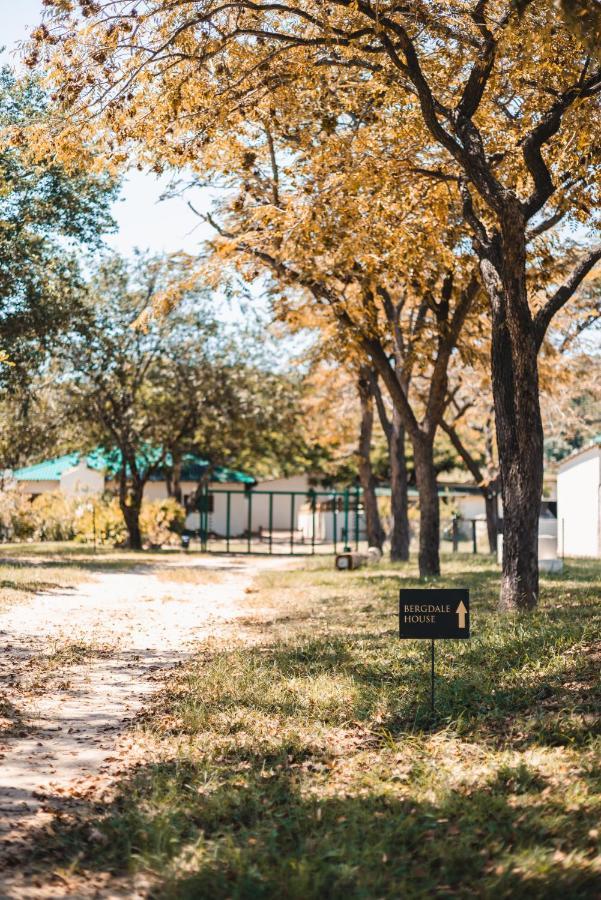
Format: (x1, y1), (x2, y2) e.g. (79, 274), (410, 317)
(5, 555), (598, 896)
(0, 578), (78, 594)
(0, 555), (258, 577)
(239, 622), (600, 743)
(17, 753), (601, 899)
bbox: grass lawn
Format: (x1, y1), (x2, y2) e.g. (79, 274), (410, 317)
(24, 555), (601, 897)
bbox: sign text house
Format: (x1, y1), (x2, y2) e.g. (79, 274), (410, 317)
(399, 589), (470, 640)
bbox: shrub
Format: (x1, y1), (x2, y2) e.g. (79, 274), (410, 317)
(0, 488), (186, 548)
(31, 492), (79, 541)
(74, 496), (127, 546)
(140, 498), (185, 547)
(0, 488), (36, 541)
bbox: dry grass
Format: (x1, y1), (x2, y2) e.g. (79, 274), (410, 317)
(153, 567), (224, 586)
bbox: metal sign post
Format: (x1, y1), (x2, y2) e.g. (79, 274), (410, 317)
(430, 638), (435, 712)
(399, 588), (471, 714)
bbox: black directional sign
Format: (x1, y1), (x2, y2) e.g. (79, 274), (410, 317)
(399, 589), (470, 639)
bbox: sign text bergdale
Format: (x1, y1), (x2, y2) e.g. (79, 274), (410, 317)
(399, 589), (470, 639)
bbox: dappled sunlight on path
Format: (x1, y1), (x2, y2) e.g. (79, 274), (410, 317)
(0, 555), (291, 897)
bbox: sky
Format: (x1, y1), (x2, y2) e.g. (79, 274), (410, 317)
(1, 0), (214, 259)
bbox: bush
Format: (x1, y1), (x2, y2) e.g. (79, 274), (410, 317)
(31, 492), (79, 541)
(74, 496), (128, 547)
(140, 498), (185, 547)
(0, 488), (36, 541)
(0, 488), (186, 548)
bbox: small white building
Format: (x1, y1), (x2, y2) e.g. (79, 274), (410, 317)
(197, 474), (320, 538)
(557, 442), (601, 558)
(9, 450), (255, 536)
(9, 450), (325, 540)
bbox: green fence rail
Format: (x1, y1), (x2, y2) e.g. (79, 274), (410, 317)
(188, 486), (490, 556)
(193, 486), (364, 555)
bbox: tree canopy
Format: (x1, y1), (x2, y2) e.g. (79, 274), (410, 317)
(59, 252), (310, 546)
(0, 68), (116, 385)
(28, 1), (601, 604)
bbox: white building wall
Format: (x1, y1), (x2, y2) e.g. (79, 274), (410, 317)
(207, 487), (248, 536)
(16, 479), (58, 495)
(185, 476), (317, 536)
(254, 474), (310, 493)
(454, 494), (486, 520)
(298, 509), (366, 542)
(205, 489), (308, 536)
(557, 448), (601, 558)
(143, 481), (169, 501)
(250, 475), (312, 530)
(60, 463), (105, 497)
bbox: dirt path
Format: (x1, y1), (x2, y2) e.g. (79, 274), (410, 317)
(0, 555), (289, 897)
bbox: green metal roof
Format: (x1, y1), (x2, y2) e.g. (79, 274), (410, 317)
(13, 449), (254, 485)
(205, 464), (255, 485)
(12, 452), (105, 482)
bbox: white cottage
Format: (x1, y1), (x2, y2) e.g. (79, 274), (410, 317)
(557, 441), (601, 558)
(10, 449), (255, 536)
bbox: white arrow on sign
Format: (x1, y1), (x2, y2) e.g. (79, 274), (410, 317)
(456, 601), (467, 629)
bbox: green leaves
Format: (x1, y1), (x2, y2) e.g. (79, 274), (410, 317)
(0, 68), (116, 387)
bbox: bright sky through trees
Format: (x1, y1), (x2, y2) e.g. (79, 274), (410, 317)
(0, 0), (214, 259)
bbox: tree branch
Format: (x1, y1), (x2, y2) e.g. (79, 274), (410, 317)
(534, 243), (601, 348)
(526, 208), (567, 242)
(369, 370), (392, 442)
(456, 1), (497, 120)
(440, 418), (485, 486)
(522, 69), (601, 219)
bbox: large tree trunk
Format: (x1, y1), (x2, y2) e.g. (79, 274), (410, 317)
(482, 209), (544, 610)
(389, 411), (410, 561)
(370, 371), (410, 561)
(358, 371), (385, 550)
(412, 435), (440, 577)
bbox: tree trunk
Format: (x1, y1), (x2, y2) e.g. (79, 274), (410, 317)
(118, 467), (144, 550)
(412, 435), (440, 577)
(121, 502), (143, 550)
(357, 371), (385, 550)
(484, 488), (499, 555)
(482, 209), (544, 610)
(370, 370), (410, 561)
(389, 411), (410, 561)
(172, 457), (183, 504)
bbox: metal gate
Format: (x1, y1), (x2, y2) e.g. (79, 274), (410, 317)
(193, 485), (366, 555)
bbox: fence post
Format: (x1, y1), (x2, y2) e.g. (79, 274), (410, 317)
(290, 492), (295, 555)
(309, 489), (316, 555)
(226, 491), (231, 554)
(452, 515), (459, 553)
(247, 491), (252, 554)
(333, 494), (338, 554)
(269, 492), (274, 555)
(343, 488), (351, 552)
(354, 483), (360, 550)
(472, 519), (477, 554)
